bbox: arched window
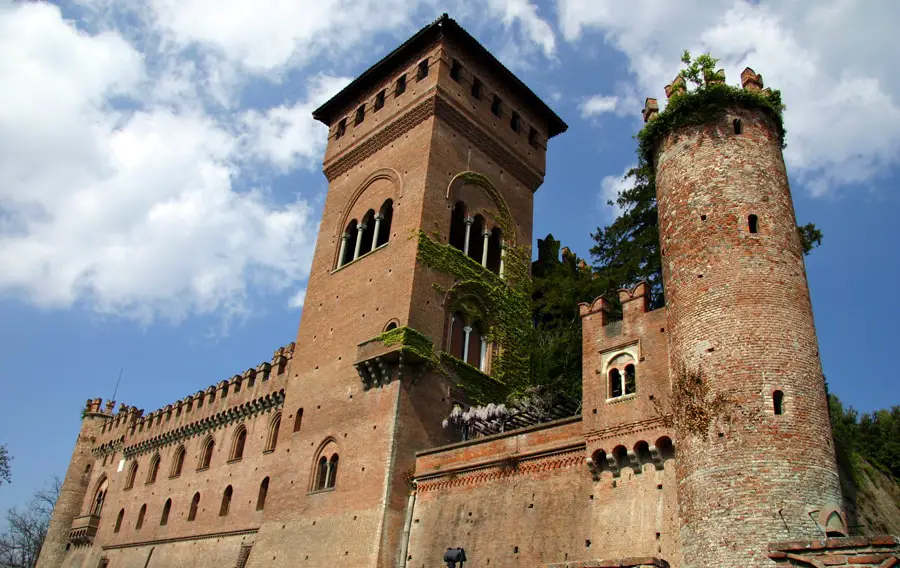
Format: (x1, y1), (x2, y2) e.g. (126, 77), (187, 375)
(384, 321), (398, 332)
(91, 477), (108, 517)
(339, 219), (358, 267)
(293, 408), (304, 433)
(315, 456), (329, 491)
(114, 509), (124, 533)
(135, 504), (146, 530)
(466, 323), (483, 369)
(624, 364), (636, 395)
(448, 312), (466, 359)
(609, 368), (623, 398)
(231, 426), (247, 461)
(265, 413), (281, 452)
(448, 202), (467, 252)
(655, 436), (675, 460)
(188, 493), (200, 522)
(748, 214), (758, 234)
(124, 461), (138, 490)
(198, 437), (215, 471)
(171, 446), (186, 478)
(160, 499), (171, 526)
(468, 215), (485, 264)
(773, 390), (784, 415)
(376, 199), (393, 247)
(256, 477), (269, 511)
(219, 486), (233, 517)
(146, 454), (160, 484)
(486, 227), (502, 274)
(326, 454), (339, 489)
(358, 210), (376, 257)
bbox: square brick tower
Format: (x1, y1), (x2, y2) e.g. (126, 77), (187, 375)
(247, 14), (566, 568)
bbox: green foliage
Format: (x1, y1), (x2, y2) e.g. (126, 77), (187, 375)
(677, 50), (724, 90)
(440, 354), (510, 405)
(376, 326), (437, 364)
(830, 393), (900, 480)
(798, 222), (824, 254)
(0, 445), (9, 487)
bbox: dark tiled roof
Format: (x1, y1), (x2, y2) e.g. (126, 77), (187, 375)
(311, 13), (568, 138)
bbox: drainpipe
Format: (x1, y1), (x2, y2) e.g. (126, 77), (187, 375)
(396, 485), (418, 568)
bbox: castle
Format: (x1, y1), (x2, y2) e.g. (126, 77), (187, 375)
(36, 14), (900, 568)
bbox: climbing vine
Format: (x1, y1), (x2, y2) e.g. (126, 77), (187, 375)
(375, 325), (438, 365)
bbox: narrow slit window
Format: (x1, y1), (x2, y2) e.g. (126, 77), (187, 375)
(257, 477), (269, 511)
(160, 499), (171, 526)
(114, 509), (124, 533)
(773, 390), (784, 415)
(188, 493), (199, 521)
(450, 59), (462, 82)
(416, 58), (429, 81)
(528, 127), (539, 148)
(293, 408), (304, 433)
(219, 486), (233, 517)
(748, 214), (759, 234)
(510, 111), (521, 133)
(471, 78), (482, 99)
(374, 90), (385, 111)
(491, 95), (502, 117)
(354, 104), (365, 126)
(395, 74), (406, 96)
(335, 119), (346, 139)
(733, 118), (742, 134)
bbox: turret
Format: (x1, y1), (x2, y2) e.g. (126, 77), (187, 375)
(35, 399), (108, 568)
(648, 68), (844, 566)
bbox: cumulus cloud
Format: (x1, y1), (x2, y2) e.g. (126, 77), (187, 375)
(598, 164), (635, 221)
(580, 95), (619, 117)
(558, 0), (900, 196)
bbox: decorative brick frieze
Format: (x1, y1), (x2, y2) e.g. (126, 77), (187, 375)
(768, 536), (900, 567)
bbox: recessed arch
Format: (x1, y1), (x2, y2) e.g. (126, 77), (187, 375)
(124, 461), (138, 490)
(188, 493), (200, 522)
(358, 209), (376, 256)
(219, 485), (233, 517)
(198, 436), (215, 470)
(231, 425), (247, 461)
(333, 168), (401, 253)
(146, 454), (160, 484)
(170, 446), (186, 478)
(265, 412), (282, 452)
(376, 199), (394, 247)
(256, 477), (270, 511)
(309, 437), (339, 492)
(114, 508), (125, 533)
(445, 171), (516, 247)
(91, 475), (109, 517)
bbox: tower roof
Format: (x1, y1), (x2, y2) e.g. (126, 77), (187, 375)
(312, 13), (568, 138)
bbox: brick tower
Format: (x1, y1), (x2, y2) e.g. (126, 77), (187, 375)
(247, 14), (565, 568)
(648, 69), (844, 567)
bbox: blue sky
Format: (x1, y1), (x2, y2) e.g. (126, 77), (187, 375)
(1, 0), (898, 514)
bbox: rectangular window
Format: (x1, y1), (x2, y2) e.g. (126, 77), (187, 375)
(374, 90), (385, 111)
(510, 111), (521, 133)
(355, 104), (365, 126)
(336, 118), (346, 138)
(491, 95), (502, 117)
(395, 74), (406, 96)
(528, 126), (539, 148)
(417, 58), (429, 81)
(450, 59), (462, 82)
(471, 77), (482, 99)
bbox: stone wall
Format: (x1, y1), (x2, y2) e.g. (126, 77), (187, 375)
(768, 536), (900, 567)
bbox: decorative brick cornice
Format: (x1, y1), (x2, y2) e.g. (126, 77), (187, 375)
(119, 390), (285, 459)
(433, 93), (543, 190)
(324, 96), (437, 181)
(585, 416), (670, 445)
(417, 446), (584, 493)
(322, 91), (544, 191)
(101, 527), (259, 550)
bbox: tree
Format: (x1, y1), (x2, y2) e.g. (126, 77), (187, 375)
(591, 51), (822, 306)
(0, 477), (60, 568)
(0, 446), (9, 487)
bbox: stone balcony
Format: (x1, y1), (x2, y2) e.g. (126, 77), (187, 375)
(354, 327), (432, 390)
(68, 514), (100, 544)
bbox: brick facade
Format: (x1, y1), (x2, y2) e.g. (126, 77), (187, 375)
(37, 14), (894, 568)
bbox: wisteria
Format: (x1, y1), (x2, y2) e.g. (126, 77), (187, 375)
(443, 389), (580, 440)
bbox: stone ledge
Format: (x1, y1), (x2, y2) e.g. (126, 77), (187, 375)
(769, 536), (899, 553)
(545, 557), (669, 568)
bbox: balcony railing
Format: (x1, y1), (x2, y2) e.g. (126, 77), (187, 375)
(69, 514), (101, 544)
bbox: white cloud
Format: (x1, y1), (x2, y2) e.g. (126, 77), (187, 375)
(489, 0), (557, 59)
(287, 288), (307, 309)
(557, 0), (900, 195)
(580, 95), (619, 117)
(598, 164), (634, 221)
(0, 1), (319, 321)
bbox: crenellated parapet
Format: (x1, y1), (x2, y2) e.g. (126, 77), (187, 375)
(89, 342), (295, 454)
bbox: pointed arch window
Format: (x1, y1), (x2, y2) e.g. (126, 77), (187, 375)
(358, 210), (376, 257)
(114, 509), (124, 533)
(326, 455), (339, 489)
(219, 486), (233, 517)
(170, 446), (186, 478)
(188, 493), (200, 522)
(160, 499), (171, 526)
(315, 456), (329, 491)
(230, 425), (247, 461)
(448, 202), (468, 252)
(265, 413), (281, 453)
(91, 477), (109, 517)
(135, 504), (146, 530)
(468, 215), (485, 264)
(124, 461), (138, 490)
(198, 437), (215, 471)
(256, 477), (269, 511)
(338, 219), (358, 268)
(146, 454), (160, 484)
(312, 440), (340, 492)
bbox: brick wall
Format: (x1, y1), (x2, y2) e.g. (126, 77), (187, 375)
(654, 102), (843, 567)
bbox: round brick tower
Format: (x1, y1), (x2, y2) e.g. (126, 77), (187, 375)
(649, 69), (844, 567)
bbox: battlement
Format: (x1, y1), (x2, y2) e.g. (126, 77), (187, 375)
(644, 67), (774, 124)
(578, 282), (652, 327)
(89, 342), (295, 449)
